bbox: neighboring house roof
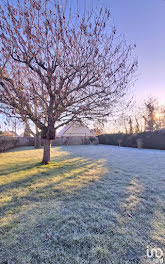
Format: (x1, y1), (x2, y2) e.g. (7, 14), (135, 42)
(3, 131), (19, 137)
(57, 122), (94, 137)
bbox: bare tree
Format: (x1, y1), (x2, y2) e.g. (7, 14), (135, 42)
(142, 98), (158, 132)
(158, 106), (165, 129)
(0, 0), (137, 163)
(93, 120), (105, 136)
(24, 120), (33, 137)
(128, 117), (133, 134)
(111, 97), (135, 134)
(135, 116), (140, 133)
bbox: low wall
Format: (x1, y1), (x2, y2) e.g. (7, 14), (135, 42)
(51, 136), (99, 146)
(0, 136), (35, 152)
(0, 135), (99, 152)
(98, 130), (165, 150)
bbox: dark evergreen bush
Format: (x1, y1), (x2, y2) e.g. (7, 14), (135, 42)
(98, 130), (165, 150)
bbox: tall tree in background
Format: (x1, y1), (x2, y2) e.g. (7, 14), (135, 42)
(143, 98), (157, 132)
(135, 116), (140, 133)
(24, 120), (33, 137)
(0, 0), (137, 163)
(93, 120), (105, 136)
(128, 117), (133, 134)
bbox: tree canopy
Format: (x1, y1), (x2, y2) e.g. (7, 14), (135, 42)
(0, 0), (137, 163)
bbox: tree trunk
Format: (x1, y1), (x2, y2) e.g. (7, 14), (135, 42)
(42, 139), (51, 164)
(35, 133), (41, 149)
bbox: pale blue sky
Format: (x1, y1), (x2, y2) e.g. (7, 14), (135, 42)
(1, 0), (165, 131)
(7, 0), (165, 102)
(87, 0), (165, 103)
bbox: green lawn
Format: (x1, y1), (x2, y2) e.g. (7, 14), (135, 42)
(0, 146), (165, 264)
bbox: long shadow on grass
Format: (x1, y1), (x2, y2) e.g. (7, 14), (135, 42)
(0, 162), (42, 176)
(108, 176), (165, 263)
(5, 146), (36, 153)
(0, 158), (91, 188)
(0, 147), (68, 176)
(1, 147), (165, 263)
(0, 156), (106, 225)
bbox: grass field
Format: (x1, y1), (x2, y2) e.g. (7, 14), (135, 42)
(0, 145), (165, 264)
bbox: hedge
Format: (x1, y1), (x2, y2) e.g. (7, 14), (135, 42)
(0, 136), (35, 152)
(98, 130), (165, 150)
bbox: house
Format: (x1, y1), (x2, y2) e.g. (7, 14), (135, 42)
(3, 131), (19, 137)
(52, 122), (99, 145)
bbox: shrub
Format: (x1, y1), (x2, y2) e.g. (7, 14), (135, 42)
(0, 136), (35, 152)
(0, 136), (18, 152)
(98, 130), (165, 150)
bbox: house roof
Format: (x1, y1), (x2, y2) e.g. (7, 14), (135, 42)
(57, 123), (73, 137)
(3, 131), (19, 137)
(57, 122), (94, 137)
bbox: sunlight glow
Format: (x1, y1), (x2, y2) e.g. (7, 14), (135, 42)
(155, 113), (161, 119)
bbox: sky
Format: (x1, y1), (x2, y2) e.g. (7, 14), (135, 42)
(90, 0), (165, 103)
(1, 0), (165, 132)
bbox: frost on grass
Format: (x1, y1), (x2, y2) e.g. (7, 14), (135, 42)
(0, 145), (165, 264)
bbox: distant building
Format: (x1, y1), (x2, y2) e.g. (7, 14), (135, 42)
(57, 122), (94, 137)
(3, 131), (19, 137)
(52, 122), (98, 145)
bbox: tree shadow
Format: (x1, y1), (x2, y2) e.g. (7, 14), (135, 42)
(109, 176), (165, 263)
(0, 150), (107, 235)
(0, 146), (70, 176)
(5, 146), (35, 153)
(1, 146), (165, 263)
